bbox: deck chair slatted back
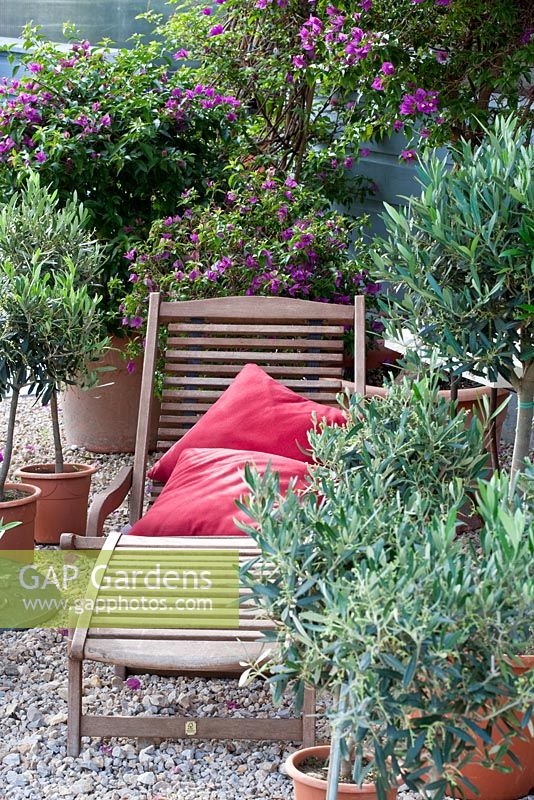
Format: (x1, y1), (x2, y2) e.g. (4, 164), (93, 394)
(130, 294), (365, 523)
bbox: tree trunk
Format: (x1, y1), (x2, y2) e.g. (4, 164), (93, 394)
(511, 361), (534, 483)
(50, 390), (64, 474)
(0, 387), (20, 501)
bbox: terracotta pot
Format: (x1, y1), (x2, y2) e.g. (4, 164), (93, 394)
(61, 335), (160, 454)
(0, 482), (41, 561)
(14, 463), (97, 545)
(456, 656), (534, 800)
(285, 746), (397, 800)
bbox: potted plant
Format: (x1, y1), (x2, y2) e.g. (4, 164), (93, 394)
(0, 258), (51, 553)
(239, 375), (533, 800)
(0, 176), (108, 543)
(371, 115), (533, 478)
(13, 263), (109, 543)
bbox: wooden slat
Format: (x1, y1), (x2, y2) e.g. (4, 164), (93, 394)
(165, 349), (343, 363)
(166, 336), (343, 350)
(88, 626), (273, 640)
(118, 535), (260, 549)
(84, 637), (270, 669)
(69, 530), (122, 660)
(168, 323), (345, 335)
(160, 295), (354, 324)
(81, 714), (303, 741)
(130, 293), (160, 524)
(162, 377), (343, 390)
(164, 363), (343, 377)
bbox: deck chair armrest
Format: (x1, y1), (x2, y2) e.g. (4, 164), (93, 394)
(86, 465), (134, 537)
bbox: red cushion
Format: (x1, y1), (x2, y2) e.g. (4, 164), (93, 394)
(130, 447), (309, 537)
(148, 363), (345, 483)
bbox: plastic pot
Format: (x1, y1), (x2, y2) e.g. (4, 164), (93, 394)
(456, 655), (534, 800)
(285, 745), (397, 800)
(62, 335), (160, 454)
(0, 482), (41, 560)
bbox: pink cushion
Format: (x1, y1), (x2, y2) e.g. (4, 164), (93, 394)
(149, 363), (345, 484)
(130, 447), (309, 537)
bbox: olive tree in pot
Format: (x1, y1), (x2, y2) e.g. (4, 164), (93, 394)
(11, 262), (109, 543)
(0, 269), (48, 554)
(239, 377), (533, 800)
(371, 114), (533, 479)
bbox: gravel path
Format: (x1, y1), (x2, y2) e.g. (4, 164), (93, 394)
(0, 396), (532, 800)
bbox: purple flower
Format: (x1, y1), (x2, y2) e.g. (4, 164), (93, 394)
(361, 0), (372, 9)
(419, 127), (430, 139)
(365, 282), (382, 295)
(435, 49), (448, 63)
(190, 233), (199, 243)
(128, 273), (139, 283)
(125, 677), (141, 690)
(208, 24), (224, 36)
(202, 6), (212, 13)
(35, 150), (47, 163)
(100, 113), (111, 127)
(28, 62), (43, 73)
(381, 61), (395, 75)
(124, 249), (137, 261)
(359, 148), (370, 157)
(261, 179), (276, 190)
(435, 0), (451, 5)
(174, 49), (189, 59)
(520, 28), (533, 45)
(344, 156), (354, 168)
(0, 450), (3, 463)
(126, 361), (136, 375)
(292, 55), (306, 69)
(129, 316), (143, 329)
(393, 119), (404, 132)
(371, 76), (384, 91)
(401, 149), (417, 162)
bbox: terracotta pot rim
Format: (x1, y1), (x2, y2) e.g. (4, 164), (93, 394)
(14, 463), (98, 480)
(511, 654), (534, 672)
(285, 745), (377, 794)
(0, 481), (41, 507)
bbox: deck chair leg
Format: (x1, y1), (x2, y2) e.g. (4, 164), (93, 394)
(67, 657), (82, 757)
(114, 665), (127, 680)
(302, 685), (316, 748)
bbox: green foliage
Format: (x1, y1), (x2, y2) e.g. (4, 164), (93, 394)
(120, 168), (382, 347)
(239, 375), (533, 799)
(372, 116), (534, 384)
(162, 0), (533, 181)
(0, 178), (109, 485)
(0, 172), (102, 286)
(309, 366), (488, 511)
(0, 25), (243, 322)
(371, 115), (534, 473)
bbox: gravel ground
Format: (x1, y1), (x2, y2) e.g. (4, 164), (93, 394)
(0, 396), (533, 800)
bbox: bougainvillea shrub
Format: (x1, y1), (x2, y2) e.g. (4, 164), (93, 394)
(163, 0), (534, 182)
(120, 168), (382, 347)
(0, 25), (243, 316)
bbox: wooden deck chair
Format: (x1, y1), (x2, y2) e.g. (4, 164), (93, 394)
(61, 293), (366, 757)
